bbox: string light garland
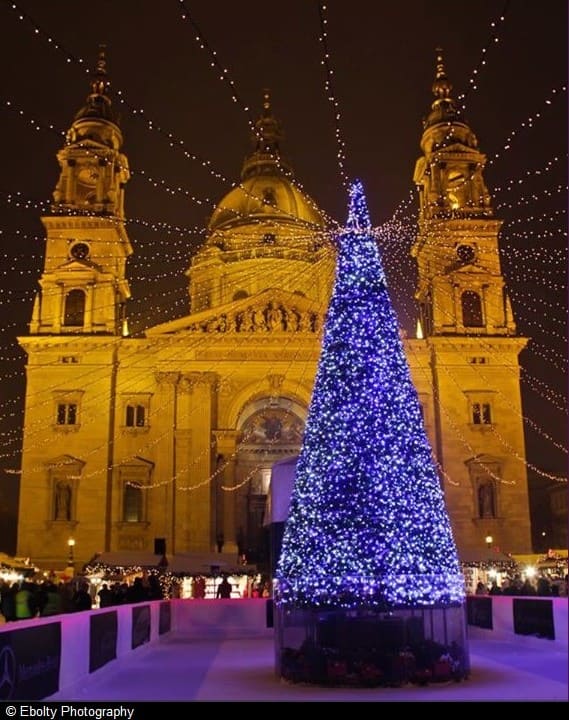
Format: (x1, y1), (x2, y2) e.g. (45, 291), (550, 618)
(317, 2), (350, 190)
(456, 3), (510, 110)
(0, 3), (564, 520)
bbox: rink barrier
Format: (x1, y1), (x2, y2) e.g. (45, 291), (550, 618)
(1, 595), (565, 700)
(0, 597), (271, 700)
(466, 595), (567, 648)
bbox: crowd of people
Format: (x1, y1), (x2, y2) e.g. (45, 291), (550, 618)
(474, 572), (568, 597)
(0, 574), (164, 622)
(2, 568), (566, 623)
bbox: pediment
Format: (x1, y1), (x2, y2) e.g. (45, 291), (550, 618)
(464, 454), (502, 468)
(443, 261), (490, 277)
(146, 288), (324, 337)
(119, 456), (155, 470)
(57, 258), (103, 272)
(45, 454), (85, 469)
(436, 142), (481, 157)
(69, 138), (106, 151)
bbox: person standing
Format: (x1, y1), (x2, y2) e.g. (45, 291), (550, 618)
(14, 582), (37, 620)
(216, 576), (232, 599)
(72, 581), (92, 611)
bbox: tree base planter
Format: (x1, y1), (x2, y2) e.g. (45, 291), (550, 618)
(274, 605), (470, 688)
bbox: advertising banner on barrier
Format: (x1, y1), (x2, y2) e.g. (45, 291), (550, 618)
(0, 622), (61, 700)
(89, 610), (118, 672)
(159, 601), (171, 635)
(132, 605), (151, 649)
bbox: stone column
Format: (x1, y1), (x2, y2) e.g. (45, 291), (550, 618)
(176, 372), (218, 552)
(212, 430), (239, 554)
(154, 371), (180, 554)
(84, 282), (94, 332)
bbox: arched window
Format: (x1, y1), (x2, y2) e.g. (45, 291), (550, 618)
(461, 290), (483, 327)
(233, 289), (249, 301)
(64, 289), (86, 327)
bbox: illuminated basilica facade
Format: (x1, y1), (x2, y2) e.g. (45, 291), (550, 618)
(16, 50), (532, 568)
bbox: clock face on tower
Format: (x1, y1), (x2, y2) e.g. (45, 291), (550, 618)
(77, 164), (100, 186)
(70, 242), (90, 260)
(456, 244), (475, 264)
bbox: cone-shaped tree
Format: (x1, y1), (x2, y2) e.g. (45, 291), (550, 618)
(275, 180), (465, 609)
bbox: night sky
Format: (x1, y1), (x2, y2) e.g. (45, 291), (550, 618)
(0, 0), (567, 553)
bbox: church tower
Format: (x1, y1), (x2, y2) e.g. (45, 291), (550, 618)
(16, 49), (132, 565)
(411, 50), (532, 554)
(30, 46), (131, 336)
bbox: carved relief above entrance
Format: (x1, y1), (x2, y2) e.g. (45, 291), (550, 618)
(186, 300), (321, 334)
(239, 408), (304, 446)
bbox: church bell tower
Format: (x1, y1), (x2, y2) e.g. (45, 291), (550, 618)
(30, 46), (132, 336)
(412, 50), (532, 555)
(16, 49), (132, 567)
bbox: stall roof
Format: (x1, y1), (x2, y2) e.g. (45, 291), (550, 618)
(85, 551), (166, 569)
(167, 553), (256, 576)
(85, 551), (256, 576)
(459, 550), (517, 565)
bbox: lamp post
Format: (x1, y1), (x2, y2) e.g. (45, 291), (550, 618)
(67, 537), (76, 569)
(485, 535), (493, 553)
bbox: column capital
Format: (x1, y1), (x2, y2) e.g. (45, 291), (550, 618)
(179, 371), (218, 394)
(213, 429), (239, 454)
(154, 371), (181, 386)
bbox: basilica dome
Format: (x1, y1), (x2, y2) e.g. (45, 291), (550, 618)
(208, 174), (326, 232)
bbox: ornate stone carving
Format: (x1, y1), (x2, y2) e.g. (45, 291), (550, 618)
(186, 302), (321, 335)
(179, 372), (218, 394)
(267, 374), (285, 392)
(217, 377), (235, 396)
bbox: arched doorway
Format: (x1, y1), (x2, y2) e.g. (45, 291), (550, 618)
(234, 397), (305, 566)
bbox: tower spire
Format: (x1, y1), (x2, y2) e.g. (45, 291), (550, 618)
(241, 89), (292, 180)
(423, 46), (460, 129)
(73, 43), (116, 124)
(432, 46), (452, 101)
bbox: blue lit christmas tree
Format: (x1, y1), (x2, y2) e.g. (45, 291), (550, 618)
(275, 180), (465, 610)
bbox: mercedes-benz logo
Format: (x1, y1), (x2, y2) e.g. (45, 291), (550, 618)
(0, 644), (17, 700)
